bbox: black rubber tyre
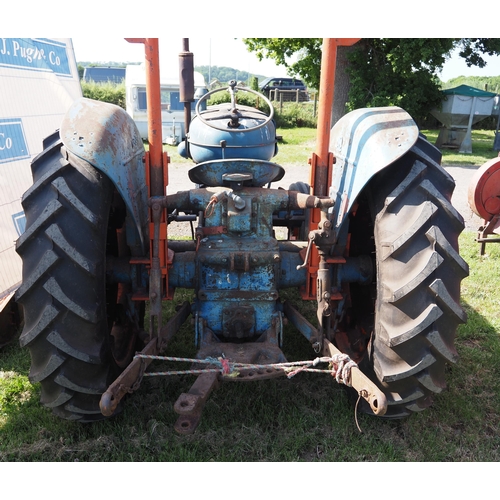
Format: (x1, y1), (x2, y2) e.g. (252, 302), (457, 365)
(15, 133), (141, 421)
(346, 136), (468, 417)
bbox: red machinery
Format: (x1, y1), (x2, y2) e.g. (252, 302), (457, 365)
(468, 155), (500, 254)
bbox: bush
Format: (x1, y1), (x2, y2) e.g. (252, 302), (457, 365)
(81, 80), (126, 109)
(250, 76), (259, 92)
(273, 102), (317, 128)
(81, 81), (318, 129)
(207, 91), (317, 129)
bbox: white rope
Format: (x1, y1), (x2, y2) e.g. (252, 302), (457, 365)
(134, 353), (358, 386)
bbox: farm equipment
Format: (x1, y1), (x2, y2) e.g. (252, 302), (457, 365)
(468, 155), (500, 254)
(15, 38), (468, 433)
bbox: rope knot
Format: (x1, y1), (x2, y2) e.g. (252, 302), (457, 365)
(219, 357), (231, 375)
(329, 353), (357, 387)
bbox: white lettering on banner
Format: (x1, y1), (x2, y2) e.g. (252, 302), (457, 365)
(12, 40), (45, 64)
(0, 132), (12, 150)
(49, 51), (61, 66)
(0, 119), (29, 163)
(0, 38), (70, 75)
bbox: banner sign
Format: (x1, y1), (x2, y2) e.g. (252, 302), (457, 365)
(0, 38), (82, 308)
(0, 38), (71, 76)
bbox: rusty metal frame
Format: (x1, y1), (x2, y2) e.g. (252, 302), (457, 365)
(126, 39), (173, 335)
(100, 301), (191, 416)
(304, 38), (361, 301)
(284, 301), (387, 416)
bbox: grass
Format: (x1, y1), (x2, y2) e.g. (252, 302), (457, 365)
(421, 129), (498, 166)
(1, 129), (500, 470)
(2, 239), (499, 464)
(165, 128), (496, 169)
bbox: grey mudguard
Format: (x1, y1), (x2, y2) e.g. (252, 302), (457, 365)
(60, 98), (148, 252)
(329, 106), (419, 234)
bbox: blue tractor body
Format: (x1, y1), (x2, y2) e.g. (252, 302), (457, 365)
(15, 40), (467, 432)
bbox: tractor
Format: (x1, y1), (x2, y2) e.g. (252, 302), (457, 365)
(15, 38), (468, 433)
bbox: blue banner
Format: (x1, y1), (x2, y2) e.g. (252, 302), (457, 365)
(0, 118), (29, 163)
(0, 38), (71, 76)
(12, 211), (26, 236)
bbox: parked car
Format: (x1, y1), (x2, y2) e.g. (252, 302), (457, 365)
(259, 77), (308, 102)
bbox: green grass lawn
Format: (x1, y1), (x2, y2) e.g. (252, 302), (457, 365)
(1, 129), (499, 466)
(162, 128), (497, 168)
(2, 241), (499, 463)
(421, 129), (498, 166)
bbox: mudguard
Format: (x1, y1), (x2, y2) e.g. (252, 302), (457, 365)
(329, 107), (419, 233)
(60, 98), (148, 252)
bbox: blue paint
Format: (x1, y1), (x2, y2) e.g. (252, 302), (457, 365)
(12, 211), (26, 236)
(0, 118), (29, 163)
(60, 98), (148, 253)
(329, 107), (419, 235)
(0, 38), (71, 76)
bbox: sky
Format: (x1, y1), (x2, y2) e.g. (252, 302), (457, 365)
(71, 37), (500, 83)
(71, 38), (291, 79)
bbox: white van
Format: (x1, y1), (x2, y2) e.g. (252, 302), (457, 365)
(125, 63), (207, 145)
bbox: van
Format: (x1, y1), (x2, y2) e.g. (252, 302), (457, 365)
(126, 63), (207, 145)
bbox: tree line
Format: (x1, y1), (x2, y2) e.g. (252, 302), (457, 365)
(243, 38), (500, 125)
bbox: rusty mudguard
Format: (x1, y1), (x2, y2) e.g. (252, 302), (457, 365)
(60, 97), (148, 253)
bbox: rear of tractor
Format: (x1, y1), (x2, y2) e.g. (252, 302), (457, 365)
(15, 38), (468, 432)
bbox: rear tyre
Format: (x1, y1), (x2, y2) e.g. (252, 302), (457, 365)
(15, 134), (141, 421)
(346, 137), (468, 417)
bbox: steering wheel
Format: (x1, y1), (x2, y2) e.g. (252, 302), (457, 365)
(195, 80), (274, 133)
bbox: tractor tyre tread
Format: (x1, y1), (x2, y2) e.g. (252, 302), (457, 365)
(367, 137), (468, 417)
(16, 136), (116, 421)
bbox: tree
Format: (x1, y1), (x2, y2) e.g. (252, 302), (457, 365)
(346, 38), (456, 121)
(243, 38), (323, 90)
(243, 38), (500, 123)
